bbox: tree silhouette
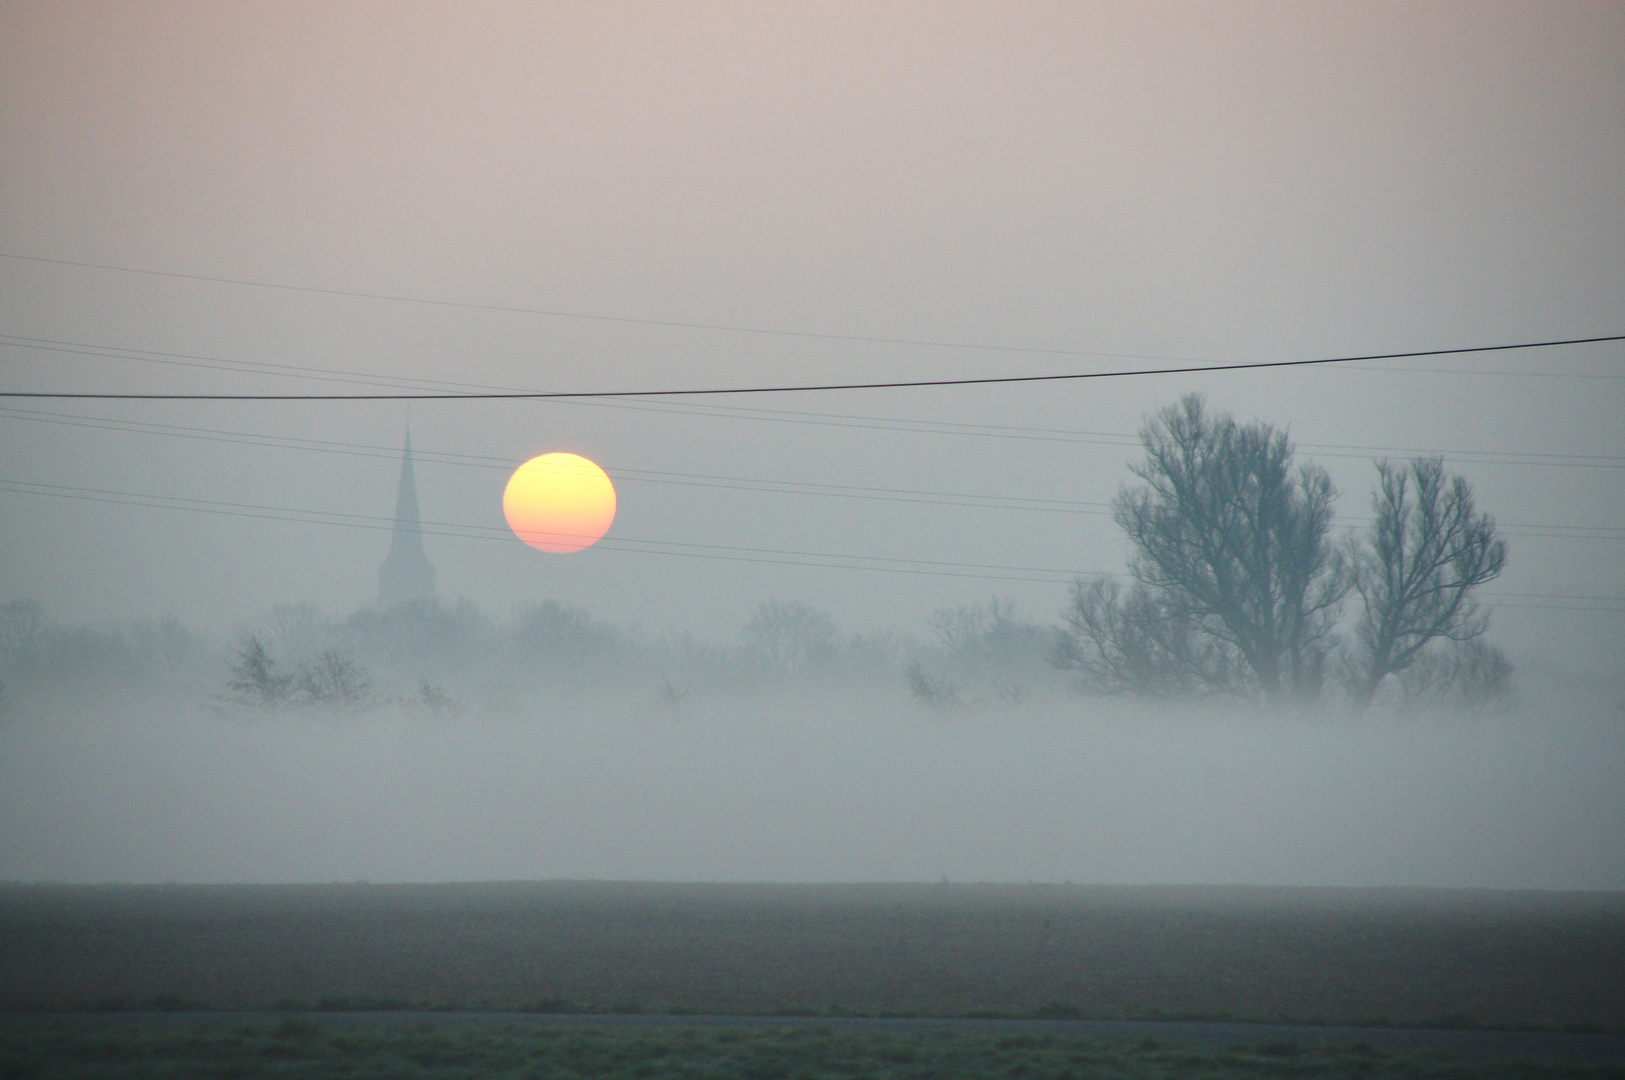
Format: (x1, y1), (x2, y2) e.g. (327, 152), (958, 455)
(1350, 457), (1507, 709)
(1054, 576), (1245, 697)
(298, 648), (373, 710)
(743, 599), (838, 674)
(1110, 395), (1349, 704)
(226, 635), (292, 706)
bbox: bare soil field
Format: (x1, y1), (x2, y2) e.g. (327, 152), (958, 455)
(1, 882), (1620, 1029)
(7, 1017), (1625, 1079)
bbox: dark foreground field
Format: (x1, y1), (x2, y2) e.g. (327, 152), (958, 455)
(2, 882), (1621, 1030)
(7, 1016), (1625, 1080)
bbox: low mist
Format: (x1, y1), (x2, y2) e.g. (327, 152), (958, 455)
(2, 597), (1620, 890)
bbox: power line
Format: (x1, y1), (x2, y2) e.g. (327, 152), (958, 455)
(2, 477), (1620, 611)
(2, 334), (481, 394)
(1348, 364), (1624, 380)
(1, 251), (1201, 359)
(8, 333), (1623, 467)
(8, 254), (1624, 385)
(0, 407), (1116, 515)
(4, 336), (1624, 401)
(0, 478), (1105, 586)
(6, 405), (1624, 541)
(578, 396), (1625, 468)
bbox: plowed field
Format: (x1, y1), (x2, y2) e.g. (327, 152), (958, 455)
(2, 882), (1619, 1029)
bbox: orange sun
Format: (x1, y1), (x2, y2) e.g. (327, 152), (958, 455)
(502, 453), (617, 553)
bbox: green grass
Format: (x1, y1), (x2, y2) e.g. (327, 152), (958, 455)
(1, 1021), (1620, 1080)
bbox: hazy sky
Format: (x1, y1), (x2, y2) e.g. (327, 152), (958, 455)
(2, 1), (1622, 667)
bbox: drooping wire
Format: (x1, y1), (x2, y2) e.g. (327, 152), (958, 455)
(2, 477), (1621, 610)
(4, 404), (1622, 543)
(4, 334), (1623, 400)
(4, 405), (1623, 540)
(3, 335), (1622, 469)
(0, 478), (1112, 587)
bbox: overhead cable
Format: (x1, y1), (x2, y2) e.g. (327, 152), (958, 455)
(6, 334), (1623, 466)
(2, 477), (1622, 611)
(3, 335), (1624, 400)
(4, 406), (1624, 540)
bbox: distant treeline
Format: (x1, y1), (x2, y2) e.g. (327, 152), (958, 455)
(0, 593), (1067, 719)
(0, 599), (213, 712)
(0, 397), (1516, 719)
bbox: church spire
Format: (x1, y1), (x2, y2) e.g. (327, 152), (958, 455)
(378, 426), (436, 606)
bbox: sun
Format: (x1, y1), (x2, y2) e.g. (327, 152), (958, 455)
(503, 453), (617, 553)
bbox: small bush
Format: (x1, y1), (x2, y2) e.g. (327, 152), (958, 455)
(906, 660), (958, 706)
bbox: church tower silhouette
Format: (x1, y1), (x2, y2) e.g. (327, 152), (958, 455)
(378, 428), (436, 606)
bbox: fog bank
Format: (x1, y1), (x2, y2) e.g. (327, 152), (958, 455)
(3, 692), (1620, 890)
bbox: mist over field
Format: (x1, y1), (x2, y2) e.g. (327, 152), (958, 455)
(1, 607), (1621, 889)
(2, 3), (1622, 898)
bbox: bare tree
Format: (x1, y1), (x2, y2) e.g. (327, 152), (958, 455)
(298, 648), (374, 710)
(226, 635), (292, 706)
(742, 599), (838, 673)
(1349, 457), (1507, 709)
(1395, 638), (1513, 709)
(930, 598), (1050, 674)
(905, 659), (959, 707)
(1113, 395), (1349, 704)
(1054, 575), (1247, 697)
(0, 599), (48, 675)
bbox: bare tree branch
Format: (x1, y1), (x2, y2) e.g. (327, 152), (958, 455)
(1054, 575), (1247, 697)
(1351, 457), (1507, 709)
(226, 634), (292, 707)
(1110, 395), (1349, 703)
